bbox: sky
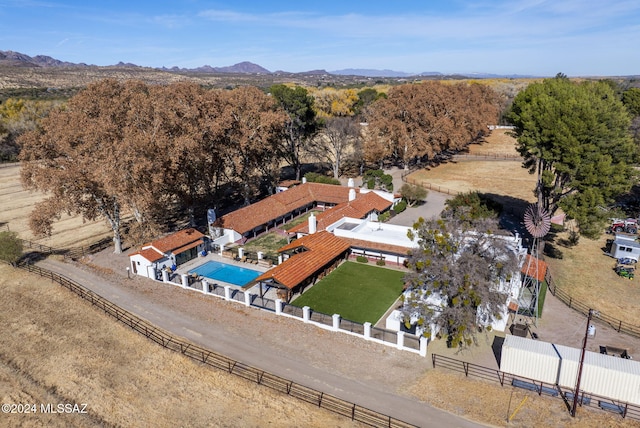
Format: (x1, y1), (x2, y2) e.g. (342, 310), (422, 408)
(1, 0), (639, 77)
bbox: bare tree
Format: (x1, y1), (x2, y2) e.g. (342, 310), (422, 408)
(19, 79), (146, 253)
(309, 116), (360, 179)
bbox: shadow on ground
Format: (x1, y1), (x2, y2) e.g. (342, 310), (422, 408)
(492, 336), (505, 367)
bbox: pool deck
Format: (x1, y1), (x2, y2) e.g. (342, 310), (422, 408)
(175, 251), (272, 292)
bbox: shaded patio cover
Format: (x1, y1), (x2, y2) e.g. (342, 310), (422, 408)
(254, 231), (350, 290)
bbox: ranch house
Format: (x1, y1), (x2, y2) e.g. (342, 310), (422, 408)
(212, 180), (399, 249)
(128, 228), (206, 279)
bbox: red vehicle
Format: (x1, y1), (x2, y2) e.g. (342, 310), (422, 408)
(610, 218), (638, 234)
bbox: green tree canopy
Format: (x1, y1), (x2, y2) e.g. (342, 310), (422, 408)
(508, 76), (637, 238)
(622, 87), (640, 117)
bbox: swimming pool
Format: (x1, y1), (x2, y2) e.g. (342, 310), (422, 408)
(189, 260), (261, 286)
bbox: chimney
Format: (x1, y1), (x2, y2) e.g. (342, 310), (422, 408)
(302, 177), (307, 184)
(349, 188), (357, 202)
(308, 213), (317, 234)
(347, 177), (355, 187)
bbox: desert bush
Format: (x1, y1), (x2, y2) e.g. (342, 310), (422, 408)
(304, 172), (340, 185)
(363, 169), (393, 192)
(0, 231), (23, 265)
(393, 200), (407, 214)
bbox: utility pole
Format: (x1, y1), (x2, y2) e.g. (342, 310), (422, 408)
(572, 308), (598, 417)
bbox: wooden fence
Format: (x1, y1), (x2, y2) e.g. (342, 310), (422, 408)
(17, 236), (112, 260)
(12, 261), (416, 428)
(402, 175), (460, 196)
(451, 153), (522, 161)
(431, 353), (640, 421)
(545, 270), (640, 339)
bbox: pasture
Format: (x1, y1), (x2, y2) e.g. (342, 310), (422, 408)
(0, 163), (114, 248)
(0, 264), (362, 427)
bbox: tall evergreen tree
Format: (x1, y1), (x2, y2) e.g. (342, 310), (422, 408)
(509, 76), (637, 238)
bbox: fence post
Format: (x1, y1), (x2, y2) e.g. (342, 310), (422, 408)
(419, 336), (428, 357)
(363, 322), (371, 340)
(332, 314), (340, 331)
(162, 270), (169, 283)
(303, 306), (311, 323)
(275, 299), (282, 315)
(244, 291), (252, 307)
(202, 280), (209, 293)
(396, 331), (405, 349)
(224, 285), (231, 301)
(180, 274), (189, 289)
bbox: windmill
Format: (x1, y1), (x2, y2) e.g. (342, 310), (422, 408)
(519, 203), (551, 324)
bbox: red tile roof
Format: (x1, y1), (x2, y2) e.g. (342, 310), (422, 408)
(220, 183), (360, 235)
(150, 228), (205, 254)
(132, 247), (165, 262)
(289, 191), (392, 234)
(521, 254), (548, 282)
(254, 231), (350, 290)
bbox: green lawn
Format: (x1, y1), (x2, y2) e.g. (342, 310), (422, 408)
(290, 261), (406, 324)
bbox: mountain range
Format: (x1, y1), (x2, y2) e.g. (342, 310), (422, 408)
(0, 50), (532, 79)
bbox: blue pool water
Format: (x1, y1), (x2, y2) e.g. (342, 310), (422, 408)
(189, 260), (260, 286)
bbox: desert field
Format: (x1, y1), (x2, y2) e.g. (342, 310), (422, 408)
(407, 129), (537, 202)
(544, 231), (640, 327)
(0, 264), (364, 427)
(0, 163), (116, 248)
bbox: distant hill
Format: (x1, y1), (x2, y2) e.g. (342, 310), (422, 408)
(331, 69), (415, 78)
(166, 61), (272, 74)
(0, 49), (541, 79)
(0, 50), (87, 67)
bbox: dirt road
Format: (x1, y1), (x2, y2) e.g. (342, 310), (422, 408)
(36, 258), (483, 428)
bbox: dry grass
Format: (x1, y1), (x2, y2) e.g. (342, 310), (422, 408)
(411, 370), (640, 428)
(467, 128), (521, 156)
(544, 231), (640, 327)
(409, 162), (536, 202)
(0, 164), (116, 248)
(0, 264), (364, 427)
(407, 129), (538, 202)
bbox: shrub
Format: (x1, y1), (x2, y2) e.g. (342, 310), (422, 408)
(356, 255), (368, 263)
(0, 231), (23, 266)
(443, 191), (502, 220)
(378, 212), (391, 222)
(303, 172), (340, 185)
(366, 178), (376, 189)
(393, 200), (407, 214)
(376, 259), (386, 266)
(363, 169), (393, 191)
(399, 183), (427, 206)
